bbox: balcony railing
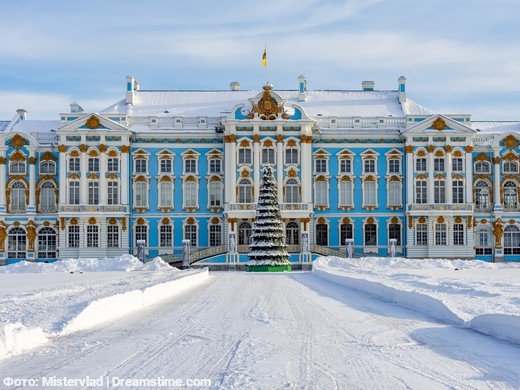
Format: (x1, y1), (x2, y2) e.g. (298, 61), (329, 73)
(225, 202), (312, 212)
(407, 204), (473, 212)
(59, 205), (129, 213)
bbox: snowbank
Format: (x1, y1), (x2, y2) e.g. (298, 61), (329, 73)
(314, 256), (520, 344)
(0, 323), (49, 360)
(0, 254), (173, 273)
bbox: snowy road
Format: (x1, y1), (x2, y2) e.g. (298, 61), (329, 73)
(1, 272), (519, 389)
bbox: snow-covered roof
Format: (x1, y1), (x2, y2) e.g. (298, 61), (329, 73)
(470, 121), (520, 133)
(100, 89), (432, 118)
(9, 120), (62, 133)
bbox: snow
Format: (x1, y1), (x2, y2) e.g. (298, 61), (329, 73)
(471, 121), (520, 133)
(1, 272), (519, 389)
(314, 256), (520, 344)
(0, 255), (209, 361)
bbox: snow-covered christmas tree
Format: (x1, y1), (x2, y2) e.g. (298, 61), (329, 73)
(247, 165), (291, 272)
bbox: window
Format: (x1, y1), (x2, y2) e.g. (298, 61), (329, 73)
(238, 148), (252, 164)
(452, 180), (464, 204)
(339, 181), (353, 207)
(415, 158), (427, 172)
(208, 181), (222, 207)
(88, 182), (99, 205)
(40, 161), (56, 174)
(434, 180), (445, 203)
(159, 181), (173, 208)
(107, 181), (119, 205)
(434, 158), (445, 172)
(88, 157), (99, 172)
(475, 228), (492, 255)
(262, 149), (275, 165)
(475, 181), (490, 210)
(184, 158), (197, 173)
(9, 161), (25, 175)
(135, 225), (148, 246)
(209, 224), (222, 247)
(209, 158), (222, 173)
(416, 180), (427, 204)
(8, 227), (26, 258)
(285, 179), (300, 203)
(364, 224), (377, 246)
(238, 178), (253, 204)
(339, 159), (352, 174)
(503, 181), (518, 209)
(184, 181), (198, 208)
(69, 181), (79, 205)
(416, 223), (428, 246)
(314, 181), (328, 207)
(363, 181), (377, 206)
(39, 182), (56, 212)
(185, 224), (197, 246)
(389, 223), (401, 246)
(285, 148), (298, 164)
(159, 225), (173, 247)
(134, 182), (148, 208)
(238, 222), (252, 246)
(37, 227), (57, 259)
(68, 157), (80, 172)
(388, 181), (402, 206)
(340, 223), (353, 245)
(285, 222), (300, 245)
(10, 182), (26, 213)
(435, 224), (447, 245)
(107, 158), (119, 172)
(316, 224), (328, 246)
(388, 159), (401, 174)
(68, 225), (80, 248)
(160, 158), (172, 174)
(453, 223), (465, 245)
(135, 159), (147, 174)
(315, 158), (327, 173)
(452, 158), (463, 172)
(107, 225), (119, 248)
(504, 225), (520, 255)
(363, 159), (375, 174)
(86, 225), (99, 247)
(475, 161), (490, 174)
(503, 161), (518, 174)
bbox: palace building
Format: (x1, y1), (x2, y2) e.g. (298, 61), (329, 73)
(0, 75), (519, 265)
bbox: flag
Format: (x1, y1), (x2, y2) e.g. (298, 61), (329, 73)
(261, 48), (267, 67)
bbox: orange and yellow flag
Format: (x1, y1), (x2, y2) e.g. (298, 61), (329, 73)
(261, 48), (267, 67)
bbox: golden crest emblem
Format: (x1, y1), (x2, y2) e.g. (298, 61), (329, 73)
(432, 117), (447, 131)
(86, 115), (101, 129)
(503, 134), (518, 150)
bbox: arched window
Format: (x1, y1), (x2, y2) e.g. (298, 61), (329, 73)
(9, 161), (26, 175)
(453, 223), (465, 245)
(504, 225), (520, 255)
(363, 181), (376, 206)
(314, 181), (328, 207)
(503, 161), (518, 174)
(415, 180), (427, 204)
(475, 161), (490, 174)
(262, 148), (275, 164)
(88, 181), (99, 205)
(475, 181), (490, 210)
(10, 181), (26, 213)
(389, 223), (401, 246)
(184, 224), (197, 247)
(159, 224), (172, 247)
(238, 222), (252, 246)
(475, 227), (492, 255)
(135, 224), (148, 246)
(285, 222), (299, 245)
(339, 180), (353, 207)
(452, 180), (464, 204)
(68, 225), (80, 248)
(238, 148), (252, 164)
(208, 181), (223, 207)
(134, 181), (148, 208)
(88, 157), (99, 172)
(285, 147), (298, 164)
(107, 225), (120, 248)
(238, 178), (253, 203)
(434, 157), (445, 172)
(86, 225), (99, 247)
(388, 180), (402, 206)
(107, 181), (119, 205)
(434, 180), (445, 203)
(316, 224), (328, 246)
(503, 181), (518, 209)
(416, 223), (428, 246)
(314, 158), (328, 173)
(158, 181), (173, 208)
(8, 227), (26, 258)
(435, 223), (447, 245)
(364, 223), (377, 246)
(285, 179), (300, 203)
(209, 223), (222, 247)
(39, 181), (56, 212)
(38, 227), (57, 259)
(183, 181), (198, 208)
(69, 181), (80, 205)
(340, 223), (353, 245)
(39, 161), (56, 175)
(68, 157), (80, 172)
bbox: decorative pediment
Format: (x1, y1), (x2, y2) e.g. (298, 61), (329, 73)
(403, 114), (475, 135)
(247, 85), (289, 120)
(502, 134), (518, 150)
(57, 113), (129, 133)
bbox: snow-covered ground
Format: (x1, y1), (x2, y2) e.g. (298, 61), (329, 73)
(0, 255), (209, 361)
(0, 272), (519, 389)
(314, 256), (520, 344)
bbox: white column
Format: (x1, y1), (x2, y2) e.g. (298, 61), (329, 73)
(253, 137), (260, 202)
(229, 139), (236, 203)
(80, 150), (88, 205)
(59, 148), (67, 205)
(99, 152), (107, 205)
(446, 152), (452, 204)
(28, 152), (36, 210)
(277, 135), (283, 203)
(465, 149), (473, 205)
(0, 150), (6, 211)
(406, 148), (413, 205)
(493, 149), (501, 208)
(121, 150), (129, 206)
(427, 149), (434, 204)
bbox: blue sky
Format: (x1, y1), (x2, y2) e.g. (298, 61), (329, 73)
(1, 0), (519, 120)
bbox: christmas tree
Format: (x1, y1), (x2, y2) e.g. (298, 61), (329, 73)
(247, 165), (291, 271)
